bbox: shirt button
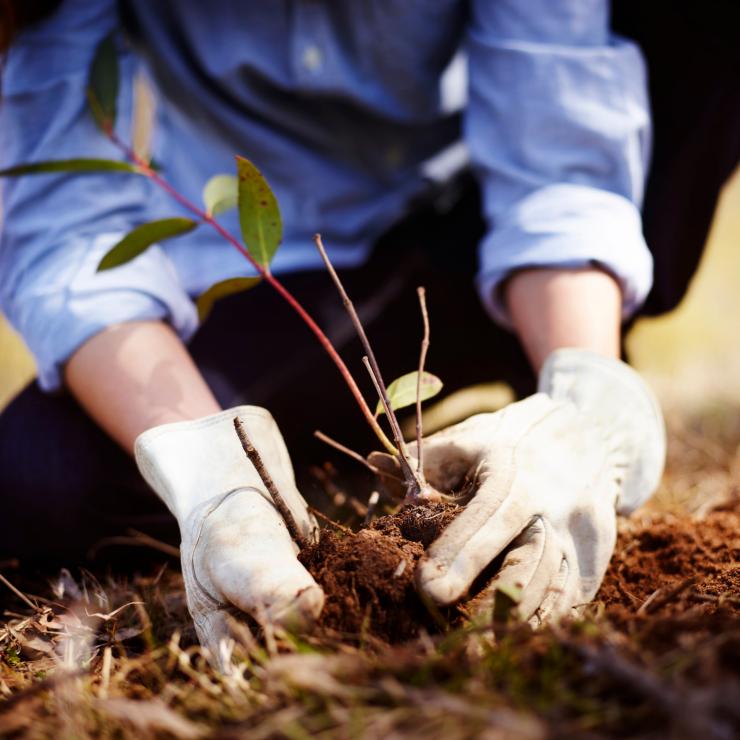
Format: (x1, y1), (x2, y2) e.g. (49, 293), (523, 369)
(301, 45), (323, 72)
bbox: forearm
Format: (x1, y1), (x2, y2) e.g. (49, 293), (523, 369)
(64, 321), (221, 454)
(505, 266), (622, 373)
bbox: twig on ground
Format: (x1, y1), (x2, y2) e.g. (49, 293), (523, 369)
(233, 417), (308, 549)
(415, 286), (430, 477)
(638, 577), (697, 615)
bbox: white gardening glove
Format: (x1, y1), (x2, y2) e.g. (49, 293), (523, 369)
(414, 349), (665, 623)
(134, 406), (324, 663)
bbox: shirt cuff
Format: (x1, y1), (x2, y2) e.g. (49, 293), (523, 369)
(476, 184), (653, 329)
(8, 233), (198, 391)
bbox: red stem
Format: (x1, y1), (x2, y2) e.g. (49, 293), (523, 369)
(111, 134), (394, 452)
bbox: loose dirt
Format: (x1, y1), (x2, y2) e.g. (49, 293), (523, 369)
(299, 503), (459, 641)
(300, 498), (740, 644)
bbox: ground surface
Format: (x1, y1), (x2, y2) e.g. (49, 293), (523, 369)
(1, 405), (738, 739)
(1, 173), (738, 740)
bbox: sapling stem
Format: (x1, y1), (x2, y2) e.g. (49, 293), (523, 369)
(106, 132), (395, 455)
(415, 287), (430, 477)
(233, 417), (308, 549)
(362, 356), (422, 498)
(313, 234), (423, 493)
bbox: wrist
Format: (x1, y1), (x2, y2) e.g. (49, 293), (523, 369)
(505, 267), (621, 372)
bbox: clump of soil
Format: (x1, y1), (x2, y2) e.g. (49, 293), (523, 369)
(299, 503), (459, 641)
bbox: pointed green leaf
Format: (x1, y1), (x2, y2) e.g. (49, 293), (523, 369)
(203, 174), (238, 216)
(97, 218), (198, 271)
(376, 371), (443, 416)
(87, 32), (119, 132)
(0, 159), (140, 176)
(235, 156), (282, 269)
(196, 276), (261, 322)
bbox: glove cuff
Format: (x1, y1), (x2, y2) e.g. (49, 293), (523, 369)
(134, 405), (314, 538)
(538, 349), (666, 513)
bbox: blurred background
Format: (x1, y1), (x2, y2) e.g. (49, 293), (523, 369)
(2, 168), (738, 412)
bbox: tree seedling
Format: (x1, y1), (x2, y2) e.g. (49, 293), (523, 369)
(0, 32), (443, 509)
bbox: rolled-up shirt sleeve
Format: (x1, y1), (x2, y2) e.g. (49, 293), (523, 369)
(0, 0), (197, 391)
(466, 0), (653, 328)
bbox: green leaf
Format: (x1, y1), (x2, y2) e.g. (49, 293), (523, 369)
(87, 32), (119, 132)
(97, 218), (198, 271)
(0, 159), (140, 176)
(203, 174), (238, 216)
(235, 156), (282, 269)
(196, 276), (261, 322)
(492, 583), (522, 625)
(376, 371), (443, 416)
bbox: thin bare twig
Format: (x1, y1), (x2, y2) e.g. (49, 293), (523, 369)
(0, 573), (38, 612)
(233, 417), (308, 549)
(314, 234), (421, 492)
(313, 430), (404, 483)
(88, 532), (180, 559)
(308, 506), (353, 534)
(415, 286), (430, 477)
(637, 577), (696, 615)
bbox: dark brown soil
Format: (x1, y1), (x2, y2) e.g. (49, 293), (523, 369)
(301, 498), (740, 644)
(597, 506), (740, 656)
(298, 503), (459, 641)
(600, 507), (739, 613)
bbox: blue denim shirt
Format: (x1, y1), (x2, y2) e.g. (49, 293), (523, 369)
(0, 0), (652, 391)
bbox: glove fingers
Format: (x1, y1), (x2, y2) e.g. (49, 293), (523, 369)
(195, 491), (324, 633)
(216, 548), (324, 633)
(417, 489), (531, 605)
(530, 556), (575, 626)
(468, 518), (561, 622)
(192, 607), (239, 672)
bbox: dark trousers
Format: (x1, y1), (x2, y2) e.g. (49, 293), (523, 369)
(2, 3), (739, 563)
